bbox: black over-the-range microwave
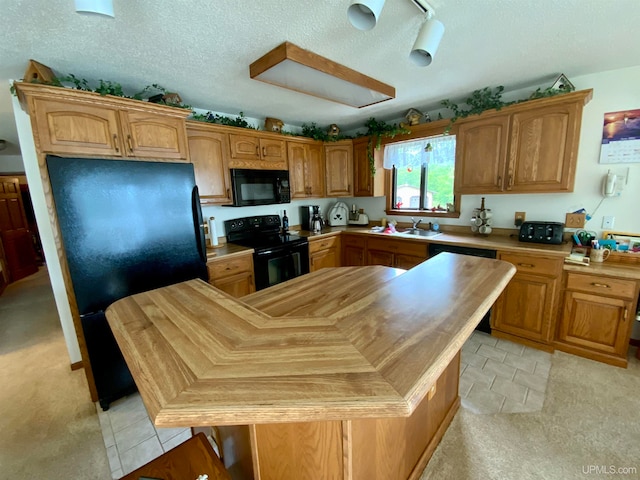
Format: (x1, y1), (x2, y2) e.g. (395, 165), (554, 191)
(226, 168), (291, 207)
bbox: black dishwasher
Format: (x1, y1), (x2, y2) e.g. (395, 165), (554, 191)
(428, 243), (497, 333)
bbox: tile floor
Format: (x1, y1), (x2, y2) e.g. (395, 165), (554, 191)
(97, 331), (552, 478)
(96, 394), (192, 479)
(460, 331), (552, 414)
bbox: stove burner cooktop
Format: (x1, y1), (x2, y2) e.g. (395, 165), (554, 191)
(224, 215), (308, 251)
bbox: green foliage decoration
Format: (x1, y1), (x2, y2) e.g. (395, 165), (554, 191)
(361, 118), (410, 175)
(190, 111), (257, 129)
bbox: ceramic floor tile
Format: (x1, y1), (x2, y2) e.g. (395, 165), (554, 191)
(524, 388), (545, 410)
(491, 376), (528, 403)
(461, 349), (488, 368)
(108, 394), (149, 433)
(119, 435), (163, 475)
(500, 397), (537, 414)
(460, 362), (468, 376)
(471, 332), (498, 347)
(156, 426), (190, 444)
(161, 428), (192, 452)
(460, 364), (496, 389)
(106, 444), (122, 474)
(114, 416), (157, 453)
(476, 343), (507, 362)
(461, 383), (505, 414)
(462, 338), (481, 354)
(520, 346), (552, 364)
(458, 375), (474, 398)
(534, 360), (552, 378)
(482, 358), (517, 380)
(503, 351), (537, 373)
(513, 369), (549, 393)
(111, 468), (123, 480)
(97, 409), (115, 448)
(495, 338), (526, 356)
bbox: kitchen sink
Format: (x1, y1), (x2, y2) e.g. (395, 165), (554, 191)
(398, 229), (442, 238)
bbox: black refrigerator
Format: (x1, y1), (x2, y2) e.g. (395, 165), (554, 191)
(47, 155), (208, 410)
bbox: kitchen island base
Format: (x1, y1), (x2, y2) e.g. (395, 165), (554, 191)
(218, 352), (460, 480)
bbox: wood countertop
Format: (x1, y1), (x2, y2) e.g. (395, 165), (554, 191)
(106, 253), (515, 428)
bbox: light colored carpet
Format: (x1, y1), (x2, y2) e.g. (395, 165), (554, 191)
(0, 268), (111, 479)
(420, 347), (640, 479)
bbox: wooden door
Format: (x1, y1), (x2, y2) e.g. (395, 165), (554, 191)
(31, 97), (122, 156)
(455, 115), (510, 194)
(394, 254), (425, 270)
(187, 125), (232, 204)
(119, 111), (188, 160)
(492, 273), (556, 342)
(0, 178), (38, 282)
(212, 271), (255, 298)
(368, 249), (394, 267)
(305, 143), (325, 197)
(508, 102), (580, 192)
(342, 235), (366, 266)
(325, 142), (353, 196)
(287, 142), (308, 199)
(558, 292), (631, 356)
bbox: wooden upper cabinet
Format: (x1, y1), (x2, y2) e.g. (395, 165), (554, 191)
(119, 111), (188, 160)
(17, 83), (190, 160)
(324, 141), (353, 197)
(186, 123), (232, 204)
(287, 140), (324, 199)
(455, 89), (592, 194)
(353, 138), (384, 197)
(31, 97), (122, 156)
(455, 115), (509, 194)
(507, 101), (580, 192)
(228, 132), (286, 170)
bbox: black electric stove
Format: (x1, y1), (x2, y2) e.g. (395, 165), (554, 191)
(224, 215), (309, 290)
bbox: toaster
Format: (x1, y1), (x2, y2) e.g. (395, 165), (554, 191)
(518, 221), (564, 245)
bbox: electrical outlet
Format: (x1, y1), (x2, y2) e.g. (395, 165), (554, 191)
(602, 216), (615, 229)
(514, 211), (526, 227)
(565, 213), (586, 228)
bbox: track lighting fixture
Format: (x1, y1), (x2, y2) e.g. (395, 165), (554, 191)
(75, 0), (114, 17)
(347, 0), (386, 31)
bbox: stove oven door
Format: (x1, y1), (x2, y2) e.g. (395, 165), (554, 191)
(253, 242), (309, 291)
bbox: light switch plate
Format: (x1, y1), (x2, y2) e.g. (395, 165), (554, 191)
(602, 216), (615, 229)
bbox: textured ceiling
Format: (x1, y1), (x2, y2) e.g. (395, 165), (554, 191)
(1, 0), (639, 157)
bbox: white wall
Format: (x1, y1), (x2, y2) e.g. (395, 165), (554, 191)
(357, 65), (640, 236)
(0, 154), (25, 172)
(11, 94), (82, 363)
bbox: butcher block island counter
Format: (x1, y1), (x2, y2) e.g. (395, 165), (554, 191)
(106, 253), (515, 480)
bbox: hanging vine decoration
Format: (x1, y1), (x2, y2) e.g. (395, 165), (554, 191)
(362, 118), (410, 175)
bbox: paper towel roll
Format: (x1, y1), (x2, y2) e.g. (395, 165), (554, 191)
(208, 216), (219, 247)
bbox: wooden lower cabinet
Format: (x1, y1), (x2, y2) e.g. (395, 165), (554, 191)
(217, 352), (460, 480)
(342, 234), (366, 266)
(309, 234), (341, 272)
(555, 272), (639, 367)
(207, 253), (255, 298)
(491, 252), (563, 349)
(367, 238), (427, 270)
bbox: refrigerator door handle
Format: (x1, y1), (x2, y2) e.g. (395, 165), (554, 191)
(192, 186), (207, 264)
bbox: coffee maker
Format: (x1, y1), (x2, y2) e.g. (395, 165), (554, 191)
(301, 205), (323, 232)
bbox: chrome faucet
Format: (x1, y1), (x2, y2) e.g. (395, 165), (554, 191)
(411, 217), (422, 229)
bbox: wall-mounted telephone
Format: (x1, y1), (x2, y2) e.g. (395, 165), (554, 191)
(603, 171), (619, 197)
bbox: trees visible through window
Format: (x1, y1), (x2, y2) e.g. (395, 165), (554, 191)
(384, 134), (456, 212)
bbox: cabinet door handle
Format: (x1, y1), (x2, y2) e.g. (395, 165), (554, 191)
(497, 175), (502, 185)
(623, 308), (628, 321)
(518, 263), (535, 268)
(262, 146), (267, 157)
(508, 174), (513, 187)
(112, 134), (120, 153)
(127, 134), (134, 153)
(255, 146), (260, 157)
(590, 282), (611, 288)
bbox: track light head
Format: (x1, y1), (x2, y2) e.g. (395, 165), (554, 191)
(409, 18), (445, 67)
(347, 0), (386, 31)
